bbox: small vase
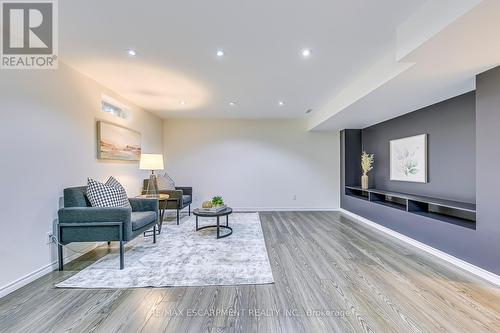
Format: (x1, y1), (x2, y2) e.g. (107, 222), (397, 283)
(361, 175), (369, 190)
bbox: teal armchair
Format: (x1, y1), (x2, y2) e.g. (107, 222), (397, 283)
(57, 186), (159, 270)
(142, 179), (192, 225)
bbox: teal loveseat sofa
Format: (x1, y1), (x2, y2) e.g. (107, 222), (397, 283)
(57, 186), (159, 270)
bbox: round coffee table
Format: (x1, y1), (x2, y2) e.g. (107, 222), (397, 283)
(193, 207), (233, 239)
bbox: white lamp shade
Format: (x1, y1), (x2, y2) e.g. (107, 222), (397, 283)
(139, 154), (164, 170)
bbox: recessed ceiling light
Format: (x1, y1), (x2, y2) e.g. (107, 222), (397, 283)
(301, 49), (312, 57)
(305, 109), (313, 114)
(126, 49), (137, 57)
(216, 50), (225, 57)
(229, 101), (236, 106)
(278, 101), (284, 106)
(180, 101), (186, 105)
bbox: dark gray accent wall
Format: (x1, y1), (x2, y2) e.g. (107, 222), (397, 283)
(343, 130), (362, 187)
(340, 130), (362, 208)
(362, 92), (476, 203)
(341, 65), (500, 275)
(475, 66), (500, 272)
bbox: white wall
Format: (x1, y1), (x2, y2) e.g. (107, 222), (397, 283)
(162, 119), (339, 210)
(0, 67), (339, 295)
(0, 63), (163, 293)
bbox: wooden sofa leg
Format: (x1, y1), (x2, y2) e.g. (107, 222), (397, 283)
(119, 241), (124, 270)
(58, 244), (63, 271)
(189, 204), (191, 216)
(107, 241), (111, 246)
(177, 209), (180, 225)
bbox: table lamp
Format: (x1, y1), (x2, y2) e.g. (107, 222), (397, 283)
(139, 153), (164, 197)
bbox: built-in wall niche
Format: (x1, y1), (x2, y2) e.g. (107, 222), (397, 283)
(407, 200), (476, 229)
(345, 187), (369, 201)
(369, 191), (406, 211)
(345, 186), (476, 230)
(342, 126), (476, 231)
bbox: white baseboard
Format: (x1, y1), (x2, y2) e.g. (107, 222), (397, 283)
(0, 242), (103, 299)
(339, 208), (500, 287)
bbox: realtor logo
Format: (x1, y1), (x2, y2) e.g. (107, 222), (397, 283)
(1, 0), (58, 69)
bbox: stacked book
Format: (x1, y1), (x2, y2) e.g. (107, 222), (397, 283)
(198, 205), (227, 213)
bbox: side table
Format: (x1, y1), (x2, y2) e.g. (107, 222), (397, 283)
(136, 194), (169, 236)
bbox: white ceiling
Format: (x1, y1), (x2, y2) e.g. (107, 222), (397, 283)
(310, 0), (500, 130)
(59, 0), (425, 119)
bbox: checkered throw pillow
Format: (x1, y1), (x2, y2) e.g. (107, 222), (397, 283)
(86, 177), (132, 209)
(157, 172), (176, 191)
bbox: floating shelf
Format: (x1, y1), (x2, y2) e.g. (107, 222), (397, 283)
(345, 186), (476, 230)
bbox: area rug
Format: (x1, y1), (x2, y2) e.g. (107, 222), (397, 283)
(56, 213), (274, 288)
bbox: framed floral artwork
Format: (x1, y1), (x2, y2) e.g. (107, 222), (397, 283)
(390, 134), (427, 183)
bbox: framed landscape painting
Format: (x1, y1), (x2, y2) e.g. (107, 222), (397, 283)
(97, 121), (141, 161)
(390, 134), (427, 183)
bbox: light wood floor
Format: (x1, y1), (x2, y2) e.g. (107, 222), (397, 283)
(1, 212), (500, 333)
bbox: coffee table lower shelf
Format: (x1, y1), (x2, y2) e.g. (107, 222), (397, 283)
(193, 207), (233, 239)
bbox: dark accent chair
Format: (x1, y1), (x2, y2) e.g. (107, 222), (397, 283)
(57, 186), (159, 270)
(142, 179), (192, 225)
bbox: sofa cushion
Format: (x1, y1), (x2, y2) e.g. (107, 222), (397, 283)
(182, 195), (192, 205)
(86, 177), (131, 209)
(157, 172), (176, 191)
(105, 177), (132, 209)
(131, 211), (157, 231)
